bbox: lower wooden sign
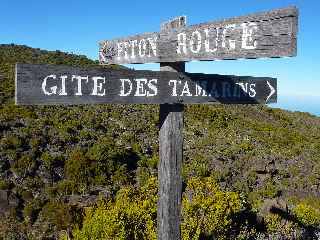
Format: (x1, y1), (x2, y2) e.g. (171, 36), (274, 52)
(15, 63), (277, 105)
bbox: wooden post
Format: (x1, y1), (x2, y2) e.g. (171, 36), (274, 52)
(158, 17), (186, 240)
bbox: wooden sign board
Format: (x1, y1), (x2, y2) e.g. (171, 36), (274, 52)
(15, 63), (277, 105)
(99, 6), (298, 64)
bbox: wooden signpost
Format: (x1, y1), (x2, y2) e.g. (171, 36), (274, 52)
(15, 6), (298, 240)
(99, 6), (298, 64)
(16, 63), (277, 105)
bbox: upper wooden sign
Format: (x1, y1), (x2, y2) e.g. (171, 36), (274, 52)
(99, 6), (298, 64)
(15, 63), (276, 105)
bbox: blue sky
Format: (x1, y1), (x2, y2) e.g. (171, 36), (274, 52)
(1, 0), (319, 115)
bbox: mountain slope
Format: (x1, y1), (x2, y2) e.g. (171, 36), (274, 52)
(0, 44), (319, 239)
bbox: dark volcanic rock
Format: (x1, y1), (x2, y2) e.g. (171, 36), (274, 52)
(0, 154), (10, 173)
(0, 190), (19, 216)
(66, 194), (97, 208)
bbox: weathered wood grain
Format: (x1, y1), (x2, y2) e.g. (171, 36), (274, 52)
(157, 16), (186, 240)
(160, 16), (186, 32)
(15, 63), (277, 105)
(99, 32), (160, 64)
(158, 103), (184, 240)
(99, 6), (298, 64)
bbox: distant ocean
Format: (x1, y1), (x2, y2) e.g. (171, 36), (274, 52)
(269, 95), (320, 117)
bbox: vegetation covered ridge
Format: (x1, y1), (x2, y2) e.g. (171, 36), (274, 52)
(0, 44), (319, 239)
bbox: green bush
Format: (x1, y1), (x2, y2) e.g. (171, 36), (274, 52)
(73, 177), (158, 240)
(293, 201), (320, 227)
(72, 176), (242, 240)
(64, 142), (134, 194)
(263, 212), (299, 238)
(0, 180), (10, 190)
(12, 155), (34, 176)
(181, 176), (242, 240)
(42, 152), (55, 170)
(0, 135), (22, 150)
(64, 149), (92, 192)
(23, 199), (43, 224)
(41, 201), (75, 231)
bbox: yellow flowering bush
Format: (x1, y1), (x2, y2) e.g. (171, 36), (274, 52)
(293, 201), (320, 227)
(72, 177), (158, 240)
(72, 176), (241, 240)
(181, 176), (242, 240)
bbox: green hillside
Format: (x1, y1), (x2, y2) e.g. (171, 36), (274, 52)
(0, 44), (319, 240)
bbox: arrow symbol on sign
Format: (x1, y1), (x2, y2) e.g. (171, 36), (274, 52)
(266, 81), (275, 102)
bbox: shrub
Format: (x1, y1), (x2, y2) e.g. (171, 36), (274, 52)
(264, 213), (298, 237)
(73, 176), (242, 240)
(64, 149), (92, 192)
(73, 177), (158, 240)
(41, 201), (74, 231)
(20, 190), (33, 202)
(42, 151), (55, 170)
(293, 201), (320, 227)
(29, 136), (41, 150)
(12, 155), (34, 176)
(55, 180), (77, 196)
(0, 135), (22, 150)
(0, 180), (10, 190)
(23, 199), (43, 224)
(181, 176), (242, 240)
